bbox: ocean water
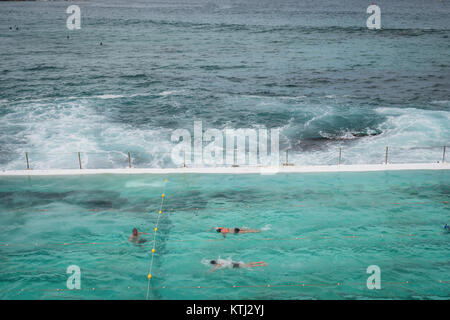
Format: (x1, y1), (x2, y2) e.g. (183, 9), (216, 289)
(0, 170), (449, 300)
(0, 0), (449, 169)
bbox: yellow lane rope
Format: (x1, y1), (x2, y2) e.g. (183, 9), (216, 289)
(145, 178), (167, 300)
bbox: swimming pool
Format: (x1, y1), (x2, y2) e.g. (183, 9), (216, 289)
(0, 170), (449, 300)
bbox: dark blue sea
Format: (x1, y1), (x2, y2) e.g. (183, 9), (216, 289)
(0, 0), (449, 168)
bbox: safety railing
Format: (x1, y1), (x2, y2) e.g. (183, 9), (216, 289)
(9, 145), (450, 170)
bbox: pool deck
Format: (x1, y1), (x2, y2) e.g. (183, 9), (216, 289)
(0, 162), (448, 176)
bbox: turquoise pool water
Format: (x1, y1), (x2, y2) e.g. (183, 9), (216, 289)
(0, 170), (449, 300)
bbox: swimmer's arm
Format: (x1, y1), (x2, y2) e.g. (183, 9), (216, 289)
(139, 232), (150, 235)
(210, 264), (221, 272)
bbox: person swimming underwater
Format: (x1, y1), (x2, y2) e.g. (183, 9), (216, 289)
(128, 228), (150, 243)
(208, 259), (267, 272)
(210, 227), (261, 238)
(444, 224), (449, 231)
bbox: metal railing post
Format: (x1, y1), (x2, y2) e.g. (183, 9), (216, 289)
(25, 152), (30, 170)
(385, 146), (389, 164)
(78, 152), (82, 169)
(232, 148), (239, 167)
(443, 146), (446, 163)
(128, 152), (131, 168)
(183, 150), (186, 168)
(338, 147), (342, 165)
(282, 149), (294, 166)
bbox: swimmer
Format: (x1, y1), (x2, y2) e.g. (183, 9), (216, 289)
(128, 228), (149, 243)
(209, 260), (267, 272)
(211, 227), (261, 238)
(444, 224), (449, 231)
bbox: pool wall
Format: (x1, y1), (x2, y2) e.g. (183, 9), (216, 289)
(0, 162), (448, 176)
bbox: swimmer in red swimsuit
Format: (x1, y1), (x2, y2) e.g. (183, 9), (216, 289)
(213, 227), (261, 238)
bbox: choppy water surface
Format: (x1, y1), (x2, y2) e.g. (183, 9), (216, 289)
(0, 0), (449, 169)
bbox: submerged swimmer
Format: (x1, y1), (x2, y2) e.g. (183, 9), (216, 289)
(444, 224), (449, 231)
(209, 260), (267, 272)
(211, 227), (261, 238)
(128, 228), (150, 243)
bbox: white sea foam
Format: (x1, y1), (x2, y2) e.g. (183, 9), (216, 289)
(1, 94), (449, 170)
(1, 98), (174, 170)
(431, 100), (450, 105)
(159, 90), (185, 97)
(96, 94), (124, 99)
(284, 107), (450, 166)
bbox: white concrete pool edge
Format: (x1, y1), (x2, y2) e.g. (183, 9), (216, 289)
(0, 162), (448, 176)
